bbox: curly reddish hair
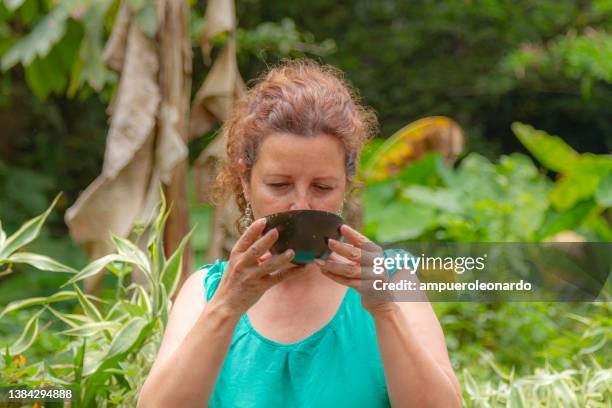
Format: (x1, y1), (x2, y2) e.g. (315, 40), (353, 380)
(213, 58), (378, 232)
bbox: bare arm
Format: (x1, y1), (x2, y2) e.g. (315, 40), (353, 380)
(138, 219), (301, 407)
(372, 302), (462, 408)
(317, 224), (462, 407)
(137, 269), (241, 408)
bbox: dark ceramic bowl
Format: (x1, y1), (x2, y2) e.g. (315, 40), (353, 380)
(262, 210), (344, 265)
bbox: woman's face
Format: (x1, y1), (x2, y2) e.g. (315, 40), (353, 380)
(240, 132), (347, 219)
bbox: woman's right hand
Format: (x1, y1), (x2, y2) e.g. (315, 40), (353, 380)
(209, 217), (301, 316)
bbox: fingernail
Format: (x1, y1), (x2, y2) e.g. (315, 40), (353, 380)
(314, 259), (325, 266)
(285, 249), (294, 257)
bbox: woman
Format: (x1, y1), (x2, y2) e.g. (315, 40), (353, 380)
(138, 59), (461, 407)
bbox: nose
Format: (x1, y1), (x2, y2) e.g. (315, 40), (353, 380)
(289, 190), (312, 211)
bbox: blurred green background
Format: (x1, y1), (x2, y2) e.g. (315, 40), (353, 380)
(0, 0), (611, 406)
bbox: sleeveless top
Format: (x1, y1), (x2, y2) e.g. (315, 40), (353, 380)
(200, 248), (412, 408)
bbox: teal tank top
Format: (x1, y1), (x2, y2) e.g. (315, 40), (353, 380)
(200, 249), (412, 408)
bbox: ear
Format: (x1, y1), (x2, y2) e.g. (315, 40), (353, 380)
(238, 159), (250, 201)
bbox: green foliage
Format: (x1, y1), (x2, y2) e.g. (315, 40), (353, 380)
(361, 122), (612, 405)
(512, 122), (612, 212)
(363, 152), (552, 242)
(237, 0), (612, 154)
(502, 28), (612, 98)
(0, 189), (192, 406)
(363, 124), (611, 243)
(236, 18), (336, 62)
(0, 193), (77, 275)
(0, 0), (118, 99)
(463, 362), (611, 407)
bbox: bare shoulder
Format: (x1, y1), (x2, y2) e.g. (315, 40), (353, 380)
(151, 268), (209, 370)
(176, 267), (208, 307)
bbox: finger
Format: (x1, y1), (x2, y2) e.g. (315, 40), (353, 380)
(328, 252), (352, 264)
(315, 259), (361, 279)
(253, 249), (295, 277)
(319, 268), (359, 289)
(232, 218), (267, 255)
(329, 238), (379, 267)
(328, 239), (361, 264)
(241, 227), (279, 266)
(339, 224), (380, 253)
(256, 251), (273, 265)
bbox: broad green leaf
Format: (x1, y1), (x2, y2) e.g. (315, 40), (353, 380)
(397, 153), (450, 186)
(5, 309), (44, 355)
(8, 252), (78, 273)
(0, 290), (78, 319)
(24, 49), (68, 100)
(61, 253), (133, 288)
(0, 193), (61, 259)
(375, 202), (437, 242)
(161, 227), (195, 299)
(512, 122), (579, 173)
(535, 200), (596, 241)
(1, 6), (69, 70)
(549, 156), (612, 211)
(401, 185), (462, 213)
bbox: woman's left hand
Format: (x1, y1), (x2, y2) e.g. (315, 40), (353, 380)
(316, 224), (397, 315)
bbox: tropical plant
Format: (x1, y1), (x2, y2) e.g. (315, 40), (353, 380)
(463, 360), (611, 407)
(361, 123), (612, 243)
(0, 189), (193, 407)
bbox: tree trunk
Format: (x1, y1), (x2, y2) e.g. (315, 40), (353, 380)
(159, 0), (193, 296)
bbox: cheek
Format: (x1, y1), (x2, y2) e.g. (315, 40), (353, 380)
(251, 188), (289, 217)
(315, 189), (345, 211)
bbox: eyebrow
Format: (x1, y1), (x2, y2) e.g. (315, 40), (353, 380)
(264, 174), (339, 182)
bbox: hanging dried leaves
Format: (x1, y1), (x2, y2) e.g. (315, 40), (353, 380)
(65, 0), (191, 292)
(189, 0), (246, 262)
